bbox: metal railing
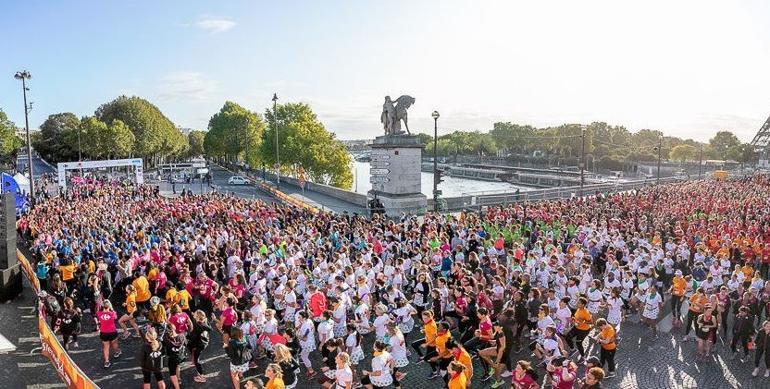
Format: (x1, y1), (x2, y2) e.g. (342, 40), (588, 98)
(448, 176), (687, 211)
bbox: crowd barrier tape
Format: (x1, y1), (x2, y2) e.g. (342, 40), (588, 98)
(16, 249), (99, 389)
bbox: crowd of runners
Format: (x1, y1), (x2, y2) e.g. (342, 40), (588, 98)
(18, 173), (770, 389)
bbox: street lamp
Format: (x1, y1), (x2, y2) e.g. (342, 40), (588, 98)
(579, 125), (587, 197)
(272, 93), (280, 189)
(14, 70), (35, 207)
(431, 110), (440, 212)
(656, 135), (663, 184)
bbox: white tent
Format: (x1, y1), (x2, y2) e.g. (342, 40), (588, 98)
(13, 173), (29, 195)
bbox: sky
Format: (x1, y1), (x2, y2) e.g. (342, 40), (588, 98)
(1, 0), (770, 142)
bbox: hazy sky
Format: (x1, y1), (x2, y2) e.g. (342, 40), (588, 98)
(2, 0), (769, 142)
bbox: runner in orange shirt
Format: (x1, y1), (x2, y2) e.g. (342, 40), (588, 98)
(669, 270), (686, 328)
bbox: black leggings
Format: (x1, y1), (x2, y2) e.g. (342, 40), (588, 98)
(190, 347), (204, 375)
(62, 332), (78, 346)
(142, 369), (164, 384)
(684, 311), (698, 336)
(168, 357), (180, 377)
(756, 348), (770, 368)
(671, 295), (683, 319)
(565, 327), (590, 357)
(731, 335), (749, 356)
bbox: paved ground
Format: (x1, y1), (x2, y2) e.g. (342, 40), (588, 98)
(0, 258), (67, 388)
(10, 292), (767, 389)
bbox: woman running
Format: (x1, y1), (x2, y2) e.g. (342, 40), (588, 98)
(97, 300), (121, 369)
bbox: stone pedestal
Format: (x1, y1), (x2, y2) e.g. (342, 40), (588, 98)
(368, 135), (427, 217)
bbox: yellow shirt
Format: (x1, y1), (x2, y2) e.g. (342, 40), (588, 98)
(448, 372), (468, 389)
(672, 277), (686, 296)
(165, 288), (178, 304)
(456, 349), (473, 380)
(424, 320), (438, 347)
(60, 264), (76, 281)
(599, 325), (616, 350)
(176, 290), (191, 311)
(133, 276), (151, 302)
(574, 308), (592, 331)
(265, 377), (285, 389)
(126, 293), (137, 314)
(436, 331), (452, 358)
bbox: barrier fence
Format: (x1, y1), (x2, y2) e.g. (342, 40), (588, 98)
(16, 248), (99, 389)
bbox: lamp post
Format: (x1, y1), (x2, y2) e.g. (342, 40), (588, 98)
(272, 93), (279, 189)
(432, 110), (440, 212)
(656, 135), (663, 185)
(698, 144), (703, 179)
(14, 70), (35, 207)
(579, 126), (586, 197)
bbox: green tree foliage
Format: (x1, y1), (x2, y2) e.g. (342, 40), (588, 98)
(709, 131), (742, 160)
(75, 116), (109, 159)
(104, 119), (135, 158)
(0, 109), (23, 159)
(35, 112), (80, 162)
(261, 102), (353, 188)
(95, 95), (185, 160)
(204, 102), (264, 166)
(187, 130), (206, 157)
(669, 144), (698, 163)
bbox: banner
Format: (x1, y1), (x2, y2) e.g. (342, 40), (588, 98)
(17, 248), (39, 293)
(17, 250), (98, 389)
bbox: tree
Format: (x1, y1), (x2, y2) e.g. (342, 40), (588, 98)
(95, 95), (183, 162)
(187, 130), (206, 157)
(104, 119), (135, 158)
(205, 102), (264, 165)
(709, 131), (741, 160)
(262, 102), (353, 188)
(36, 112), (80, 162)
(669, 144), (697, 163)
(0, 109), (22, 160)
(75, 116), (109, 159)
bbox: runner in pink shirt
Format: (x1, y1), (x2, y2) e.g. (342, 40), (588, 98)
(97, 301), (121, 369)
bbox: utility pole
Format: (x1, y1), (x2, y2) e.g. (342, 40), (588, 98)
(272, 93), (279, 189)
(656, 135), (663, 184)
(580, 126), (586, 196)
(432, 110), (440, 212)
(698, 144), (703, 179)
(14, 71), (35, 207)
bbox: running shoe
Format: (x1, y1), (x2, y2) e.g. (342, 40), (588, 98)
(765, 370), (769, 378)
(113, 350), (122, 359)
(103, 361), (111, 369)
(488, 367), (495, 377)
(491, 380), (504, 388)
(606, 372), (617, 379)
(194, 375), (207, 383)
(428, 371), (440, 379)
(501, 370), (512, 378)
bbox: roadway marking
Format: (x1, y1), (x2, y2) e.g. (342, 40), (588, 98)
(0, 332), (17, 352)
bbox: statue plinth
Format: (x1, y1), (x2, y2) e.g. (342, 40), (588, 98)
(368, 135), (427, 217)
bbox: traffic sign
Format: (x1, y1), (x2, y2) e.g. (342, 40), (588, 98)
(371, 154), (391, 161)
(370, 176), (390, 183)
(370, 168), (390, 176)
(370, 161), (390, 168)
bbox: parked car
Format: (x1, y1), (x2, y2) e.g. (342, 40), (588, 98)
(227, 176), (249, 185)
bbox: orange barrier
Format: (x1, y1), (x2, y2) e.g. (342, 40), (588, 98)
(17, 249), (99, 389)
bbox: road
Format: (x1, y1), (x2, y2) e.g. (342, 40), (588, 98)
(15, 155), (57, 176)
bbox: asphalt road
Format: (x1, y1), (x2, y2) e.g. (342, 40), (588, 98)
(16, 154), (57, 176)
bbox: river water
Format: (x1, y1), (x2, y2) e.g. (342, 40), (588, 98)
(350, 161), (530, 197)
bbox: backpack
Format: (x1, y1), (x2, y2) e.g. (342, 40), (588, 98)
(44, 295), (61, 318)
